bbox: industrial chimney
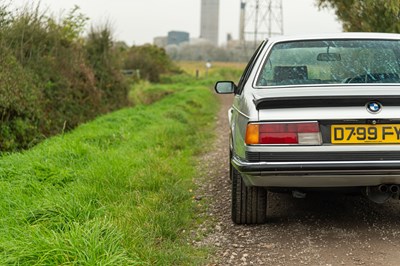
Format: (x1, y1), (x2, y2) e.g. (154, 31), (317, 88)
(200, 0), (220, 46)
(239, 1), (246, 42)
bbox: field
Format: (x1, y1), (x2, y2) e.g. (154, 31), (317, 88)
(178, 61), (246, 76)
(178, 61), (246, 84)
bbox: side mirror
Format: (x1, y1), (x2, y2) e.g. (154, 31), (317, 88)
(214, 81), (237, 94)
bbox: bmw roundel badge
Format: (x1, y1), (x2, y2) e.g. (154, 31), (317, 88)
(366, 101), (382, 114)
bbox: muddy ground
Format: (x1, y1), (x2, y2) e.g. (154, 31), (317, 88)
(193, 94), (400, 266)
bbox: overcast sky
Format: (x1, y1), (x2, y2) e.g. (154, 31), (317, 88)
(9, 0), (342, 45)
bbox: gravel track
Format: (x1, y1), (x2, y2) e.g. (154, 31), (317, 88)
(194, 94), (400, 266)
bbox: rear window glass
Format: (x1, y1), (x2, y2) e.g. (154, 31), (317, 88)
(256, 39), (400, 87)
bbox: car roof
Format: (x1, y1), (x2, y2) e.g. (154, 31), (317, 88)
(265, 32), (400, 43)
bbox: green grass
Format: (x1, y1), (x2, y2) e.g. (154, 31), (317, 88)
(0, 79), (219, 264)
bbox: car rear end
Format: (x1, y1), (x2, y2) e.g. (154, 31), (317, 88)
(237, 86), (400, 189)
(217, 33), (400, 224)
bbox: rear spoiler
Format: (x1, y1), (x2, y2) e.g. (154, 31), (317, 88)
(254, 96), (400, 110)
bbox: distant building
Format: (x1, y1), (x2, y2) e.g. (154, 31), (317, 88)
(167, 31), (190, 46)
(189, 38), (213, 45)
(200, 0), (220, 46)
(153, 36), (168, 48)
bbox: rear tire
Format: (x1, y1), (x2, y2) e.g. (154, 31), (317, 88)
(231, 166), (267, 224)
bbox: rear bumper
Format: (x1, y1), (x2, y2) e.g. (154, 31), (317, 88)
(231, 156), (400, 187)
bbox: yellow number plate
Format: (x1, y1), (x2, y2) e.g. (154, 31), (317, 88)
(331, 124), (400, 144)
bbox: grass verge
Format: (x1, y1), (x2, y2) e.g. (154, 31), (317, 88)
(0, 80), (218, 264)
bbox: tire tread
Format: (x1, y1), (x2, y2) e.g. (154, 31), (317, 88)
(231, 167), (267, 224)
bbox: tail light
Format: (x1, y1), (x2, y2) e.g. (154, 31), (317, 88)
(245, 122), (322, 145)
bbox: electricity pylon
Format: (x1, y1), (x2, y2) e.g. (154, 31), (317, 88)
(239, 0), (284, 47)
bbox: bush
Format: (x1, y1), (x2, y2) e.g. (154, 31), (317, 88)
(0, 45), (42, 150)
(124, 44), (180, 82)
(0, 4), (129, 152)
(86, 24), (129, 111)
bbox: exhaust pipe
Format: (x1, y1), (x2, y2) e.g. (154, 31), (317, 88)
(365, 184), (400, 203)
(365, 185), (391, 204)
(390, 185), (400, 193)
(378, 184), (389, 193)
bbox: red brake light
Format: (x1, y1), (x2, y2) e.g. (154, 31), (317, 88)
(296, 123), (319, 133)
(260, 132), (298, 144)
(245, 122), (322, 145)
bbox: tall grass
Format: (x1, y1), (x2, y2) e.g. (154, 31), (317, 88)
(0, 79), (218, 264)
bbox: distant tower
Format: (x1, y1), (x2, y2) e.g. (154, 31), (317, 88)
(240, 0), (283, 46)
(200, 0), (220, 46)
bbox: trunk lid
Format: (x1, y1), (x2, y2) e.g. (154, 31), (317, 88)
(254, 85), (400, 121)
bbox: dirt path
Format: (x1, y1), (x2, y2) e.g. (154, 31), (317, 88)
(194, 94), (400, 266)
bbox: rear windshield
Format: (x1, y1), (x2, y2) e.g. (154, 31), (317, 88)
(256, 39), (400, 87)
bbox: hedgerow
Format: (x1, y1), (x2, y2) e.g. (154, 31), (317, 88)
(0, 4), (128, 151)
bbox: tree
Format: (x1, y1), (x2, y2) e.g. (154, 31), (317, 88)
(124, 45), (178, 82)
(317, 0), (400, 33)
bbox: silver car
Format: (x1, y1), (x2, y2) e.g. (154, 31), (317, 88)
(215, 33), (400, 224)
